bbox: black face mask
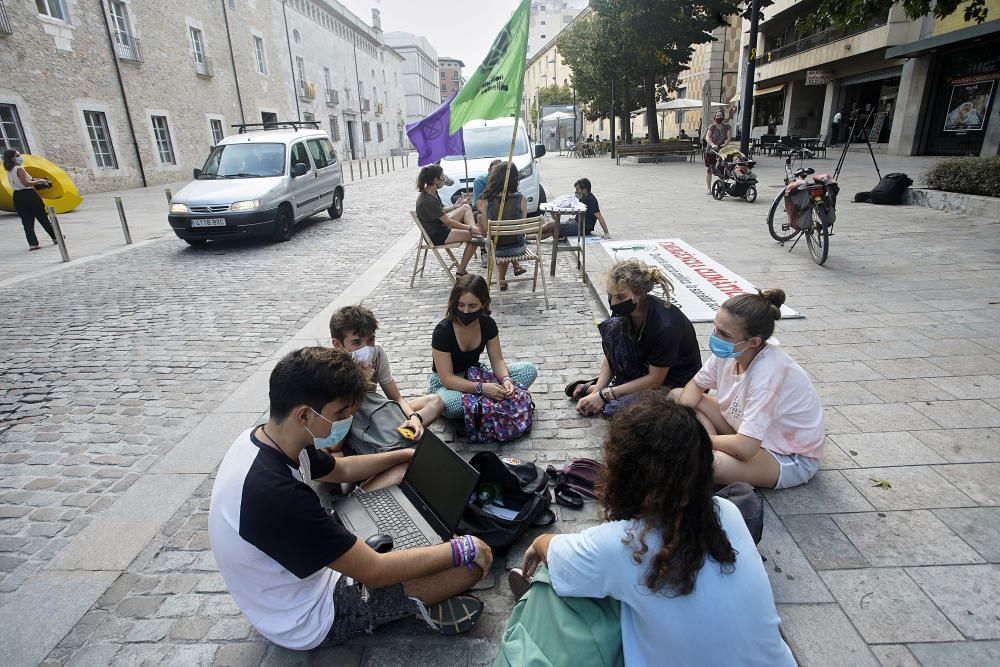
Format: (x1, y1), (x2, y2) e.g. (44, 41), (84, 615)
(456, 310), (481, 326)
(608, 297), (636, 317)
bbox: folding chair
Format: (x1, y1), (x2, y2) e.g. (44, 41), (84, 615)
(484, 215), (549, 311)
(409, 211), (463, 287)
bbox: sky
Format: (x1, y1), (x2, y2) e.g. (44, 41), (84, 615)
(336, 0), (522, 74)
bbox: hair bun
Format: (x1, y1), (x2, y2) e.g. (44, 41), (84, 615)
(760, 288), (785, 320)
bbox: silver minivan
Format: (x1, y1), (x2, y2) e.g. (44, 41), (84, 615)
(168, 124), (344, 245)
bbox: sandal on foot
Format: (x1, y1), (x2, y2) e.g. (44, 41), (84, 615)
(563, 377), (598, 398)
(555, 483), (584, 509)
(420, 593), (483, 635)
(455, 270), (468, 277)
(513, 266), (527, 276)
(508, 568), (531, 600)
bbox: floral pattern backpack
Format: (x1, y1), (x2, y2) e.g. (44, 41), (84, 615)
(462, 366), (534, 443)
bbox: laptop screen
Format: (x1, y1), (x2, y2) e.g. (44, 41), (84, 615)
(403, 432), (479, 532)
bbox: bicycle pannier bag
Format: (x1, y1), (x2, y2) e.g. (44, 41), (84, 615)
(869, 173), (912, 205)
(462, 366), (534, 443)
(344, 393), (413, 455)
(783, 185), (813, 230)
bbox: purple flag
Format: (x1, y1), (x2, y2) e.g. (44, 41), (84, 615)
(406, 93), (465, 166)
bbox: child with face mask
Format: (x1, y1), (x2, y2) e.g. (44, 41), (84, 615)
(329, 305), (444, 446)
(673, 289), (824, 490)
(567, 260), (701, 417)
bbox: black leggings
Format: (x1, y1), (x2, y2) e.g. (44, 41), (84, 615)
(13, 189), (55, 247)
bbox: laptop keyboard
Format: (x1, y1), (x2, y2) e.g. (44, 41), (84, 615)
(354, 488), (433, 550)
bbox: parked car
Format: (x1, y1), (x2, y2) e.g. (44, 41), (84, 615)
(168, 123), (344, 246)
(438, 118), (547, 214)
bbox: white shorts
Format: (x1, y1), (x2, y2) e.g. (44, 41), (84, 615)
(769, 451), (820, 489)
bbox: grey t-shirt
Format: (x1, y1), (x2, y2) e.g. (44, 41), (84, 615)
(415, 191), (448, 241)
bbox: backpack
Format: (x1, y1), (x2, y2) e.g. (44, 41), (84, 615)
(462, 367), (534, 443)
(715, 482), (764, 544)
(869, 172), (912, 205)
(546, 458), (604, 499)
(457, 452), (554, 551)
(344, 393), (413, 455)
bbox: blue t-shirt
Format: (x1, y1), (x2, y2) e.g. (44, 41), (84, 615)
(472, 173), (489, 207)
(547, 498), (794, 667)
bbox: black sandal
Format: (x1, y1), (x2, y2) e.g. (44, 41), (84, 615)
(564, 377), (598, 398)
(513, 266), (527, 276)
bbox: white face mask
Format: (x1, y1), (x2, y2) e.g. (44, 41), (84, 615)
(350, 345), (374, 364)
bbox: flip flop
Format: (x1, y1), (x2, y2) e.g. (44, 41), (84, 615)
(420, 593), (483, 635)
(563, 377), (598, 399)
(508, 568), (531, 600)
(555, 483), (584, 509)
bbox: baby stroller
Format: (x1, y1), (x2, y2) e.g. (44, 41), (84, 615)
(710, 146), (758, 203)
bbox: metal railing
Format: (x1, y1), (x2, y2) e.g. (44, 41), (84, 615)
(195, 56), (213, 77)
(114, 34), (143, 63)
(0, 1), (12, 35)
(325, 88), (339, 105)
(756, 14), (889, 66)
(361, 98), (371, 112)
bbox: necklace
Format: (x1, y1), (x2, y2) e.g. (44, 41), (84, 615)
(260, 425), (294, 462)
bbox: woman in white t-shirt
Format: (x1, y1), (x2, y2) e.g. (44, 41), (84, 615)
(676, 288), (824, 489)
(511, 393), (794, 666)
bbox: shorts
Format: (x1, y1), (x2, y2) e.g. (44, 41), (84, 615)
(768, 451), (820, 489)
(321, 576), (419, 645)
(704, 152), (717, 171)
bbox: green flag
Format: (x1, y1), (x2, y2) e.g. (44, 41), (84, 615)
(448, 0), (530, 135)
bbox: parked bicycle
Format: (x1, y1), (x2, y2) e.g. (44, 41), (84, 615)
(765, 147), (839, 265)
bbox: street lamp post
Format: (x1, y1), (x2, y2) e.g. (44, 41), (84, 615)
(739, 0), (762, 155)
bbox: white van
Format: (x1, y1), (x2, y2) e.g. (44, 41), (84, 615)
(437, 118), (547, 214)
(167, 122), (344, 246)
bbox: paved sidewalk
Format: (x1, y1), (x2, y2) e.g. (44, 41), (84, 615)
(0, 148), (997, 666)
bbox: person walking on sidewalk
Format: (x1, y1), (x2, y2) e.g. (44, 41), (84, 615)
(3, 149), (56, 251)
(504, 394), (794, 666)
(209, 347), (491, 650)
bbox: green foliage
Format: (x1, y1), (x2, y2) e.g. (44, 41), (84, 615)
(559, 0), (739, 143)
(923, 156), (1000, 198)
(797, 0), (988, 33)
(539, 84), (574, 107)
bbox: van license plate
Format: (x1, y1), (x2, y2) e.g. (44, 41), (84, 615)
(191, 218), (226, 228)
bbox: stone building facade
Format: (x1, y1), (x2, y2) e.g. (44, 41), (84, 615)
(383, 31), (440, 130)
(437, 57), (465, 103)
(0, 0), (407, 194)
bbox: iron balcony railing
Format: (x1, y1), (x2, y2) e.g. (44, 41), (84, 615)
(756, 14), (889, 67)
(114, 34), (143, 63)
(361, 98), (371, 112)
(195, 56), (214, 77)
(299, 81), (316, 100)
(325, 88), (339, 105)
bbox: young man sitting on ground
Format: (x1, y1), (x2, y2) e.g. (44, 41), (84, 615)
(330, 304), (444, 446)
(547, 178), (610, 240)
(209, 347), (491, 651)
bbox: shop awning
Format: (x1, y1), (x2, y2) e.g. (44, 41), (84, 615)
(886, 18), (1000, 58)
(753, 84), (785, 97)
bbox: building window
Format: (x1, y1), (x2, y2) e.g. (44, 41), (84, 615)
(151, 115), (175, 164)
(108, 1), (139, 61)
(376, 123), (383, 142)
(540, 34), (546, 39)
(361, 121), (371, 141)
(209, 118), (224, 145)
(189, 27), (206, 64)
(261, 111), (278, 128)
(295, 56), (305, 87)
(35, 0), (65, 20)
(253, 35), (266, 74)
(329, 115), (340, 141)
(303, 111), (314, 122)
(228, 0), (235, 8)
(452, 71), (459, 81)
(0, 104), (30, 153)
(84, 111), (118, 169)
(540, 19), (545, 25)
(563, 15), (573, 23)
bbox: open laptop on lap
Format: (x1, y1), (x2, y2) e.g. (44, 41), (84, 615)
(331, 431), (479, 551)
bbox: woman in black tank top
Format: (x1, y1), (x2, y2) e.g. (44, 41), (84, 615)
(477, 162), (527, 290)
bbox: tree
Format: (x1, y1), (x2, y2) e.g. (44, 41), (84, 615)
(798, 0), (989, 32)
(561, 0), (740, 144)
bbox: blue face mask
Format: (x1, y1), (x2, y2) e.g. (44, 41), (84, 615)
(708, 333), (749, 359)
(306, 409), (353, 449)
(14, 156), (24, 165)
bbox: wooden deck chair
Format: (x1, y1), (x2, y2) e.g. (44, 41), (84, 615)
(485, 215), (549, 311)
(409, 211), (463, 287)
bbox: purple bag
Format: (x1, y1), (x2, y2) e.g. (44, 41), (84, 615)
(462, 367), (534, 443)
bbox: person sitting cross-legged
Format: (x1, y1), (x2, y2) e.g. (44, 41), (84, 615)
(209, 347), (492, 651)
(504, 393), (794, 666)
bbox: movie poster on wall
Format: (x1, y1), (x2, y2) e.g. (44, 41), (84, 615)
(943, 78), (994, 132)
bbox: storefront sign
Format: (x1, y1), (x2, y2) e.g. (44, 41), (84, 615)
(944, 80), (993, 132)
(805, 70), (831, 86)
(600, 239), (801, 322)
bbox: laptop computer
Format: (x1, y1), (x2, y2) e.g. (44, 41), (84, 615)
(331, 430), (479, 551)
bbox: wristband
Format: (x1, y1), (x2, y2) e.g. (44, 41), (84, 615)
(500, 376), (512, 385)
(450, 539), (461, 567)
(475, 381), (484, 395)
(412, 412), (424, 423)
(598, 388), (609, 404)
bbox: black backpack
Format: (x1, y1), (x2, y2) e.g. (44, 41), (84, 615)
(869, 173), (913, 205)
(457, 452), (553, 551)
(715, 482), (764, 544)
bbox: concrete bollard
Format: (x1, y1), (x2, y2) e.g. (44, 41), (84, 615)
(47, 207), (70, 262)
(349, 161), (354, 181)
(115, 196), (133, 245)
(366, 160), (371, 178)
(164, 188), (172, 204)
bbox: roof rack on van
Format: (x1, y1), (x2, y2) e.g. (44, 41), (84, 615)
(231, 121), (321, 134)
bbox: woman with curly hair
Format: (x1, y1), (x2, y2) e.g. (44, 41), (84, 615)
(674, 289), (824, 489)
(511, 393), (792, 665)
(567, 259), (701, 417)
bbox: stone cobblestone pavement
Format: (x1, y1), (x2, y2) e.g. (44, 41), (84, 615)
(1, 148), (998, 666)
